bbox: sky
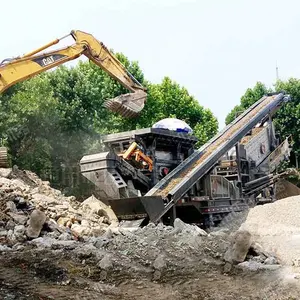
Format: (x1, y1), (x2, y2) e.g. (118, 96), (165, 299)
(2, 0), (300, 128)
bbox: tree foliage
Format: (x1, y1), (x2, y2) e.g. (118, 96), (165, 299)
(130, 77), (218, 143)
(225, 78), (300, 164)
(274, 78), (300, 156)
(0, 53), (218, 195)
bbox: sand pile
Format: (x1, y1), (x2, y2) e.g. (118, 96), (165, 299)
(240, 195), (300, 265)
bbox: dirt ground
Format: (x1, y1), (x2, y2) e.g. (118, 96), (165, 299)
(1, 168), (300, 300)
(1, 248), (300, 300)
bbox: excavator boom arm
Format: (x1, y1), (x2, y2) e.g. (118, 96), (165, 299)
(72, 30), (143, 92)
(0, 30), (146, 117)
(0, 44), (84, 92)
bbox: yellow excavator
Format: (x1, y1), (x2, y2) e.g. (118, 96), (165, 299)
(0, 30), (147, 166)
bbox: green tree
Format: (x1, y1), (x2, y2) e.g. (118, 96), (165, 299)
(0, 53), (218, 195)
(274, 78), (300, 157)
(225, 78), (300, 166)
(129, 77), (218, 143)
(3, 75), (61, 173)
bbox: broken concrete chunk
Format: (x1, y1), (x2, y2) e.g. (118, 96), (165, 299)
(250, 242), (270, 259)
(26, 209), (46, 238)
(32, 193), (60, 205)
(0, 168), (12, 178)
(153, 254), (166, 271)
(45, 220), (64, 234)
(58, 232), (73, 241)
(0, 177), (12, 185)
(6, 229), (17, 244)
(52, 240), (77, 250)
(236, 261), (261, 272)
(81, 219), (91, 227)
(74, 243), (97, 259)
(71, 224), (91, 236)
(6, 201), (17, 212)
(7, 212), (28, 225)
(264, 256), (278, 265)
(98, 254), (113, 270)
(80, 195), (119, 227)
(30, 237), (56, 249)
(14, 225), (26, 242)
(224, 230), (252, 264)
(57, 217), (71, 227)
(223, 262), (233, 273)
(0, 229), (7, 237)
(5, 220), (15, 230)
(90, 225), (108, 236)
(237, 261), (280, 272)
(0, 245), (12, 252)
(173, 218), (207, 236)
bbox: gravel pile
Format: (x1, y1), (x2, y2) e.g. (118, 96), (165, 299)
(240, 195), (300, 265)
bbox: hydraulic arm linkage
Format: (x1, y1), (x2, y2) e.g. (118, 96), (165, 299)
(0, 30), (147, 117)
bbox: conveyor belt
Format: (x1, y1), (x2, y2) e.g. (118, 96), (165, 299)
(145, 93), (290, 222)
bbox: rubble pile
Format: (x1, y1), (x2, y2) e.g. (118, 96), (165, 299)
(240, 195), (300, 266)
(223, 229), (280, 272)
(0, 166), (283, 281)
(0, 167), (118, 248)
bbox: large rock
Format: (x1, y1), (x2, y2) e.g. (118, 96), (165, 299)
(14, 225), (26, 242)
(51, 240), (78, 250)
(250, 242), (270, 259)
(6, 201), (17, 212)
(57, 217), (71, 227)
(74, 243), (97, 259)
(0, 229), (8, 237)
(80, 195), (118, 227)
(31, 193), (60, 205)
(0, 168), (12, 178)
(5, 220), (15, 230)
(71, 224), (91, 236)
(26, 209), (46, 238)
(224, 230), (252, 264)
(153, 254), (166, 271)
(173, 218), (207, 236)
(58, 232), (73, 241)
(45, 219), (64, 234)
(6, 229), (17, 244)
(236, 261), (262, 272)
(7, 212), (28, 225)
(71, 223), (108, 237)
(0, 245), (12, 252)
(30, 237), (56, 249)
(264, 256), (278, 265)
(98, 254), (113, 270)
(236, 261), (281, 272)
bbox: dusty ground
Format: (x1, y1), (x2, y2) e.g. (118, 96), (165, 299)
(1, 246), (300, 300)
(1, 168), (300, 299)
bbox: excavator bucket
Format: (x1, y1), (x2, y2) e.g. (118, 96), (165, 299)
(104, 90), (147, 118)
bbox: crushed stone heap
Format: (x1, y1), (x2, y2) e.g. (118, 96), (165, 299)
(240, 195), (300, 266)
